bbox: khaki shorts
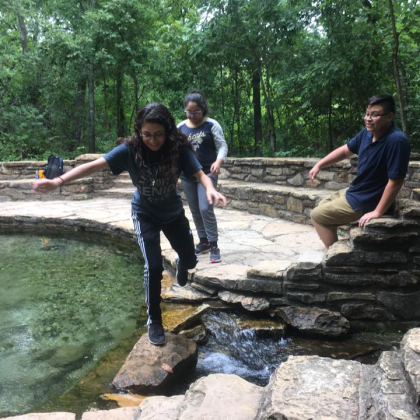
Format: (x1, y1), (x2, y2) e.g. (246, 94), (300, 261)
(311, 188), (363, 228)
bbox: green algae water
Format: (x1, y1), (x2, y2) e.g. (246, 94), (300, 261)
(0, 233), (145, 418)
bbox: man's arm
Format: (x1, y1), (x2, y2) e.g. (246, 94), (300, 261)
(358, 177), (405, 226)
(309, 145), (354, 180)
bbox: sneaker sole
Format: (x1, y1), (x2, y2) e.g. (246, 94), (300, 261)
(148, 336), (166, 346)
(196, 248), (211, 255)
(210, 259), (221, 263)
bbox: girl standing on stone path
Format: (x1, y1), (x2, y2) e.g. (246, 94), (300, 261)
(178, 90), (228, 263)
(33, 102), (227, 347)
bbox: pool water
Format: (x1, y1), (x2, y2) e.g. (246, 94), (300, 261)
(0, 234), (145, 418)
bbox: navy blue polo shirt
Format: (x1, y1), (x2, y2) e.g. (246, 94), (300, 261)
(345, 123), (410, 214)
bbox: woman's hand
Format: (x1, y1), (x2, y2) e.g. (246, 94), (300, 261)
(32, 178), (63, 194)
(210, 158), (223, 175)
(206, 189), (227, 208)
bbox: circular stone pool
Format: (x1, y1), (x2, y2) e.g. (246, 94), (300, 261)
(0, 233), (146, 418)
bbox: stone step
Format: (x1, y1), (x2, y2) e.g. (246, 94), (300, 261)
(216, 179), (331, 224)
(412, 188), (420, 201)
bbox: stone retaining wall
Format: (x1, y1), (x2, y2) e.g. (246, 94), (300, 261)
(221, 157), (420, 199)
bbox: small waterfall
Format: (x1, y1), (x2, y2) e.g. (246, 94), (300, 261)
(197, 311), (290, 386)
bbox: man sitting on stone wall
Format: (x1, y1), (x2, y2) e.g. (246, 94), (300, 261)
(309, 94), (411, 251)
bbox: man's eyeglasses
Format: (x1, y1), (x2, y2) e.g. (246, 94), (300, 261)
(185, 110), (203, 116)
(363, 112), (390, 120)
(141, 131), (165, 140)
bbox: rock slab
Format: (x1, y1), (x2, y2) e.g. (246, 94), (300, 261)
(274, 306), (350, 336)
(112, 332), (197, 393)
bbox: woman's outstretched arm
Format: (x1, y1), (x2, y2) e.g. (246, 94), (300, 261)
(33, 157), (109, 194)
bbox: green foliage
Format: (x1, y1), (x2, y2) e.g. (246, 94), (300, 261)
(0, 0), (419, 162)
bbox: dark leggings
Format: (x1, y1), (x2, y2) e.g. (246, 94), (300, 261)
(131, 210), (197, 325)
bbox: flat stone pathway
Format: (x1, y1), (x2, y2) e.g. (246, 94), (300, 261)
(0, 197), (324, 278)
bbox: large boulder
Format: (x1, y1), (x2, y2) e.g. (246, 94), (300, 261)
(259, 355), (361, 419)
(138, 374), (264, 420)
(359, 351), (420, 419)
(112, 333), (197, 393)
(400, 328), (420, 405)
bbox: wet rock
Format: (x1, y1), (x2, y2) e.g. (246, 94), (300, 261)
(286, 291), (326, 304)
(162, 303), (210, 333)
(180, 374), (264, 420)
(101, 393), (147, 407)
(378, 290), (420, 319)
(341, 303), (396, 321)
(260, 355), (361, 420)
(81, 408), (139, 419)
(274, 306), (350, 336)
(236, 317), (286, 338)
(359, 351), (420, 420)
(1, 415), (75, 420)
(51, 344), (87, 368)
(137, 396), (183, 420)
(112, 333), (197, 393)
(400, 328), (420, 404)
(324, 268), (420, 287)
(178, 323), (208, 344)
(325, 240), (407, 266)
(161, 284), (214, 303)
(218, 290), (270, 312)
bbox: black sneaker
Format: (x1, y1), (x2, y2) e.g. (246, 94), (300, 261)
(195, 242), (211, 254)
(210, 246), (221, 263)
(148, 321), (166, 346)
(175, 257), (189, 287)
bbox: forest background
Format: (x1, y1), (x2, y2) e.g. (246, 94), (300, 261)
(0, 0), (419, 162)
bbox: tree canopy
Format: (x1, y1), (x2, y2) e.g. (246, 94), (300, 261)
(1, 0), (419, 161)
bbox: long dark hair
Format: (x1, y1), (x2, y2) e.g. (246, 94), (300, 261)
(123, 102), (190, 179)
(184, 90), (209, 116)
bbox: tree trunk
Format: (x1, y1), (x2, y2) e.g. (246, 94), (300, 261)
(388, 0), (408, 134)
(73, 80), (86, 151)
(116, 69), (125, 138)
(102, 74), (111, 142)
(17, 14), (28, 53)
(328, 88), (333, 152)
(252, 70), (263, 156)
(88, 63), (96, 153)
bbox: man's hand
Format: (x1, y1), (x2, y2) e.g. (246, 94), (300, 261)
(309, 165), (320, 180)
(358, 210), (382, 227)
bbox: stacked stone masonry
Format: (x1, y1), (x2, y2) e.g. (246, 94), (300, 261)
(1, 156), (420, 329)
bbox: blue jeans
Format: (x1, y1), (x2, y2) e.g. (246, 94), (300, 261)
(181, 174), (218, 243)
